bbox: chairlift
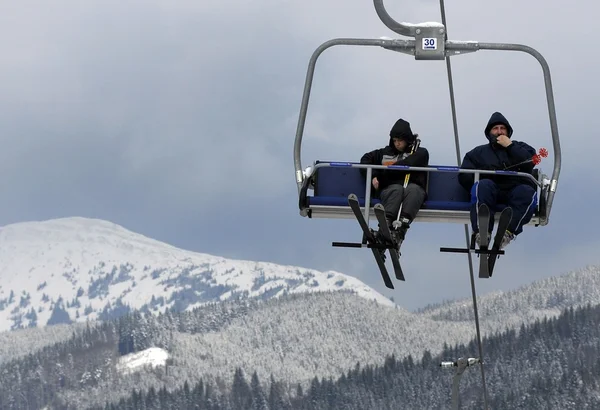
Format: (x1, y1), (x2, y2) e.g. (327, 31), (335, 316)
(293, 0), (561, 229)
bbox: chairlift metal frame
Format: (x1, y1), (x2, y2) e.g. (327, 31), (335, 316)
(293, 0), (561, 227)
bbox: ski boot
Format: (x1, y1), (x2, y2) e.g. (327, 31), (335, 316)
(390, 217), (411, 251)
(371, 228), (388, 262)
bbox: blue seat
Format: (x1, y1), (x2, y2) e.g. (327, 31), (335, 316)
(310, 165), (472, 211)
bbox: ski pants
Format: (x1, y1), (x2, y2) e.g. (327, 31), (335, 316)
(470, 179), (537, 236)
(380, 182), (426, 223)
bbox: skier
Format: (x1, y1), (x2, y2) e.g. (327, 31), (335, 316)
(360, 118), (429, 250)
(458, 112), (538, 249)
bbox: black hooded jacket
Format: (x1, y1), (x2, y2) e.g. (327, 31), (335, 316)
(360, 138), (429, 194)
(458, 112), (537, 191)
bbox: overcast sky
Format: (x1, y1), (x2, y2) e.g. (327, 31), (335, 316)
(0, 0), (596, 310)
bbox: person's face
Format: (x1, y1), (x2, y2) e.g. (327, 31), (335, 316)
(490, 124), (508, 137)
(393, 138), (408, 151)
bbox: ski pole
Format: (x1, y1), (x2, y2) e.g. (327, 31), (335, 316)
(393, 136), (420, 229)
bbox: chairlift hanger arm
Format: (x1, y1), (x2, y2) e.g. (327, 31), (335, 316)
(374, 0), (422, 37)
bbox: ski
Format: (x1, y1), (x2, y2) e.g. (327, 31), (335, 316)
(488, 207), (513, 277)
(373, 204), (405, 281)
(347, 194), (395, 289)
(477, 203), (491, 278)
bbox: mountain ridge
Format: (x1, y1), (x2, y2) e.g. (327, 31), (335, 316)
(0, 216), (395, 332)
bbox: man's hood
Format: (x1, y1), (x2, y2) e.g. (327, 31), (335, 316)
(484, 112), (513, 145)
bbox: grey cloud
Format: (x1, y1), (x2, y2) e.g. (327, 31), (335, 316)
(0, 0), (596, 310)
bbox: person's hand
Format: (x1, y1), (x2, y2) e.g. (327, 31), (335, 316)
(372, 177), (379, 189)
(496, 134), (512, 147)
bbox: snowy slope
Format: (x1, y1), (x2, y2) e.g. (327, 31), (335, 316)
(116, 347), (170, 375)
(418, 265), (600, 325)
(0, 217), (394, 332)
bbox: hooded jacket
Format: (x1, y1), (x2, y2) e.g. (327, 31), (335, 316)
(458, 112), (537, 191)
(360, 137), (429, 194)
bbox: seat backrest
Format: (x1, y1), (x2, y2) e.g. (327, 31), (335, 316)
(313, 165), (366, 198)
(425, 169), (470, 203)
(313, 164), (470, 203)
(309, 163), (541, 219)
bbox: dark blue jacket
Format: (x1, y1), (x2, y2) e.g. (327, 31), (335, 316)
(458, 112), (537, 191)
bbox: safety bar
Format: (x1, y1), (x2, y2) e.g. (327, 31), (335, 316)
(304, 162), (542, 188)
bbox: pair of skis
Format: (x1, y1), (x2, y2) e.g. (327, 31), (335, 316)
(347, 193), (403, 289)
(474, 203), (513, 278)
(344, 196), (512, 287)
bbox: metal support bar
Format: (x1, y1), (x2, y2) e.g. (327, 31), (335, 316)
(441, 357), (481, 410)
(364, 167), (373, 224)
(440, 247), (505, 255)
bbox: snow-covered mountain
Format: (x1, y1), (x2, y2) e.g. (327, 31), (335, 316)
(0, 217), (393, 332)
(418, 265), (600, 326)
